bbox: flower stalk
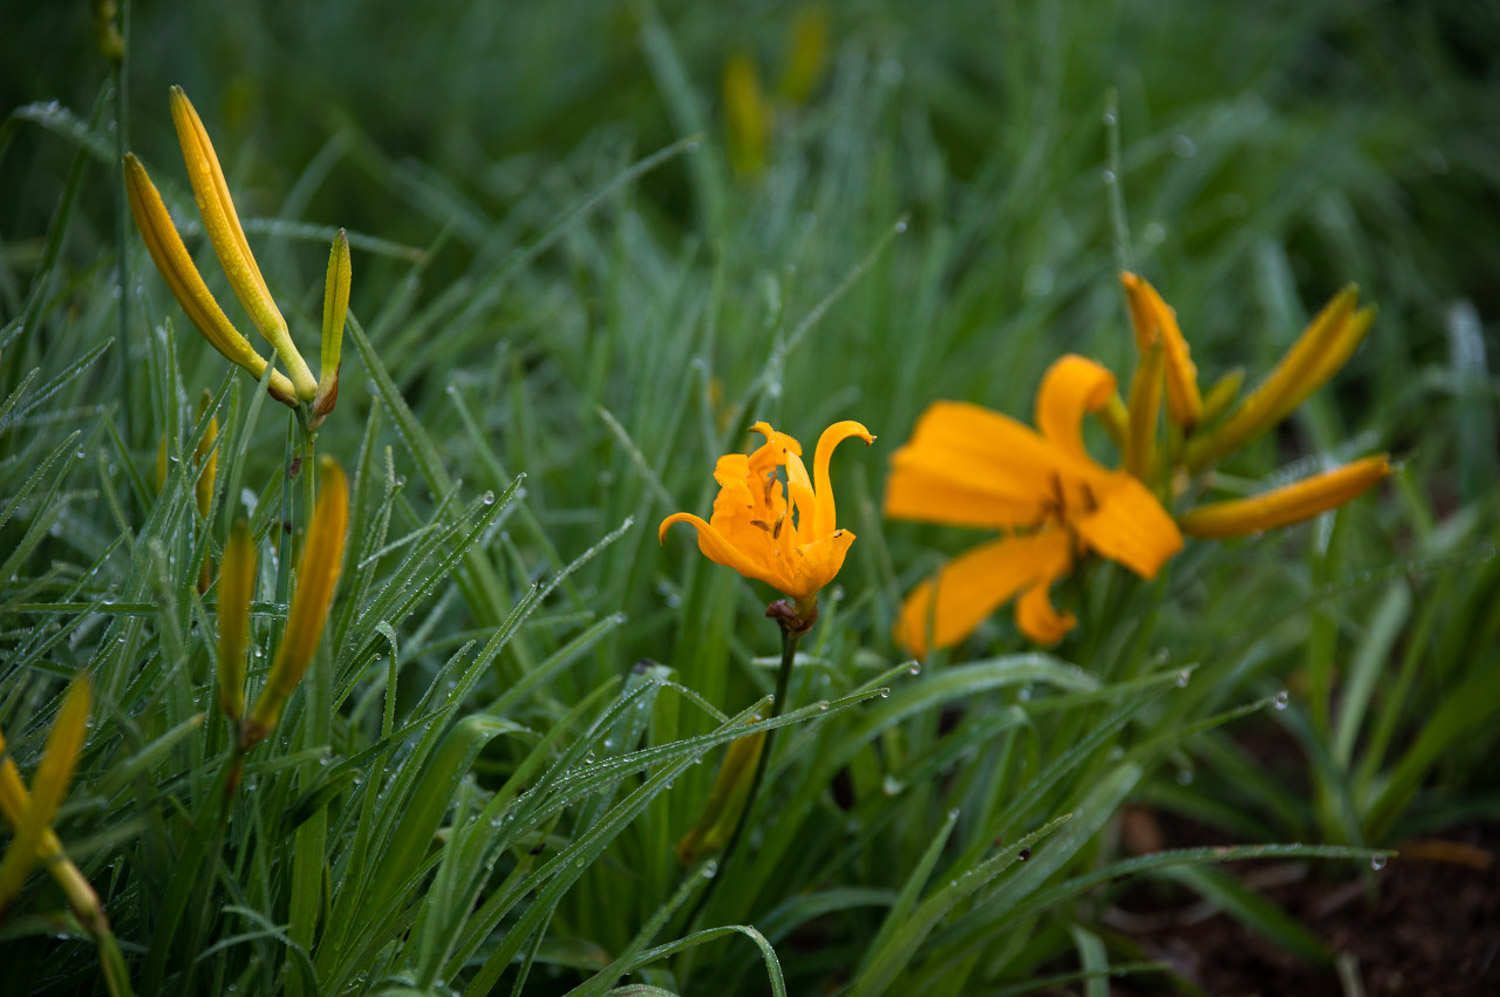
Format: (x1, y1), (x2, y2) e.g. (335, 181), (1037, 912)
(685, 615), (804, 927)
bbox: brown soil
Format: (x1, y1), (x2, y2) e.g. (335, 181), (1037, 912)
(1108, 820), (1500, 996)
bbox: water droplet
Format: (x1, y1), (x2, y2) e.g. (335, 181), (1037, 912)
(816, 700), (830, 711)
(1102, 109), (1117, 126)
(1370, 855), (1387, 871)
(882, 774), (905, 795)
(877, 689), (890, 699)
(1273, 690), (1290, 710)
(583, 751), (596, 764)
(481, 491), (495, 505)
(894, 219), (908, 233)
(907, 663), (922, 676)
(1018, 685), (1033, 702)
(1101, 168), (1117, 185)
(701, 859), (718, 878)
(947, 808), (960, 821)
(1175, 670), (1191, 688)
(1017, 847), (1031, 862)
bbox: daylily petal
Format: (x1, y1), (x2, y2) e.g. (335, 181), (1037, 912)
(811, 419), (875, 539)
(1178, 455), (1389, 538)
(792, 527), (856, 599)
(784, 448), (818, 544)
(894, 530), (1072, 656)
(748, 421), (802, 471)
(1014, 544), (1077, 645)
(1034, 355), (1116, 463)
(659, 511), (771, 586)
(1121, 273), (1203, 427)
(886, 401), (1084, 528)
(1073, 471), (1184, 578)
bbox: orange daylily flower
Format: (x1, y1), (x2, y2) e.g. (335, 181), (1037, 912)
(660, 420), (875, 609)
(886, 355), (1183, 653)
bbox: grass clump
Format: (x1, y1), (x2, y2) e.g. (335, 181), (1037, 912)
(2, 2), (1497, 994)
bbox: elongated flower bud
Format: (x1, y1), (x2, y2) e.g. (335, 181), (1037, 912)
(314, 229), (351, 422)
(193, 390), (219, 520)
(1122, 272), (1203, 428)
(123, 152), (298, 405)
(1199, 367), (1245, 425)
(170, 87), (318, 401)
(217, 520), (256, 723)
(779, 5), (829, 104)
(675, 730), (766, 867)
(724, 53), (772, 178)
(243, 458), (349, 748)
(0, 677), (90, 908)
(1178, 455), (1390, 538)
(1184, 288), (1367, 470)
(1125, 341), (1164, 480)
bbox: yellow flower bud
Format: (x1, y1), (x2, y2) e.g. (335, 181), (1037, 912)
(244, 458), (349, 747)
(676, 731), (766, 867)
(122, 153), (298, 406)
(0, 677), (90, 908)
(1178, 456), (1390, 538)
(314, 229), (351, 422)
(169, 87), (318, 401)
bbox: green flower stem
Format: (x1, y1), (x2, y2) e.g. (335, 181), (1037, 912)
(685, 618), (801, 929)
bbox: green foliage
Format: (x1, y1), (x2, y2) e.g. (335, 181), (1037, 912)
(2, 1), (1496, 994)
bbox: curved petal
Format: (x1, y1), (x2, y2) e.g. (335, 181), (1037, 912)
(1015, 569), (1076, 644)
(1034, 355), (1116, 463)
(747, 421), (802, 476)
(886, 449), (1048, 528)
(783, 448), (817, 550)
(885, 401), (1076, 527)
(791, 527), (856, 600)
(893, 530), (1073, 657)
(811, 419), (875, 538)
(659, 512), (775, 589)
(1073, 471), (1183, 578)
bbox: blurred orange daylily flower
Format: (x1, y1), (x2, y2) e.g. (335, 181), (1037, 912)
(886, 356), (1183, 653)
(660, 420), (875, 609)
(887, 273), (1390, 655)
